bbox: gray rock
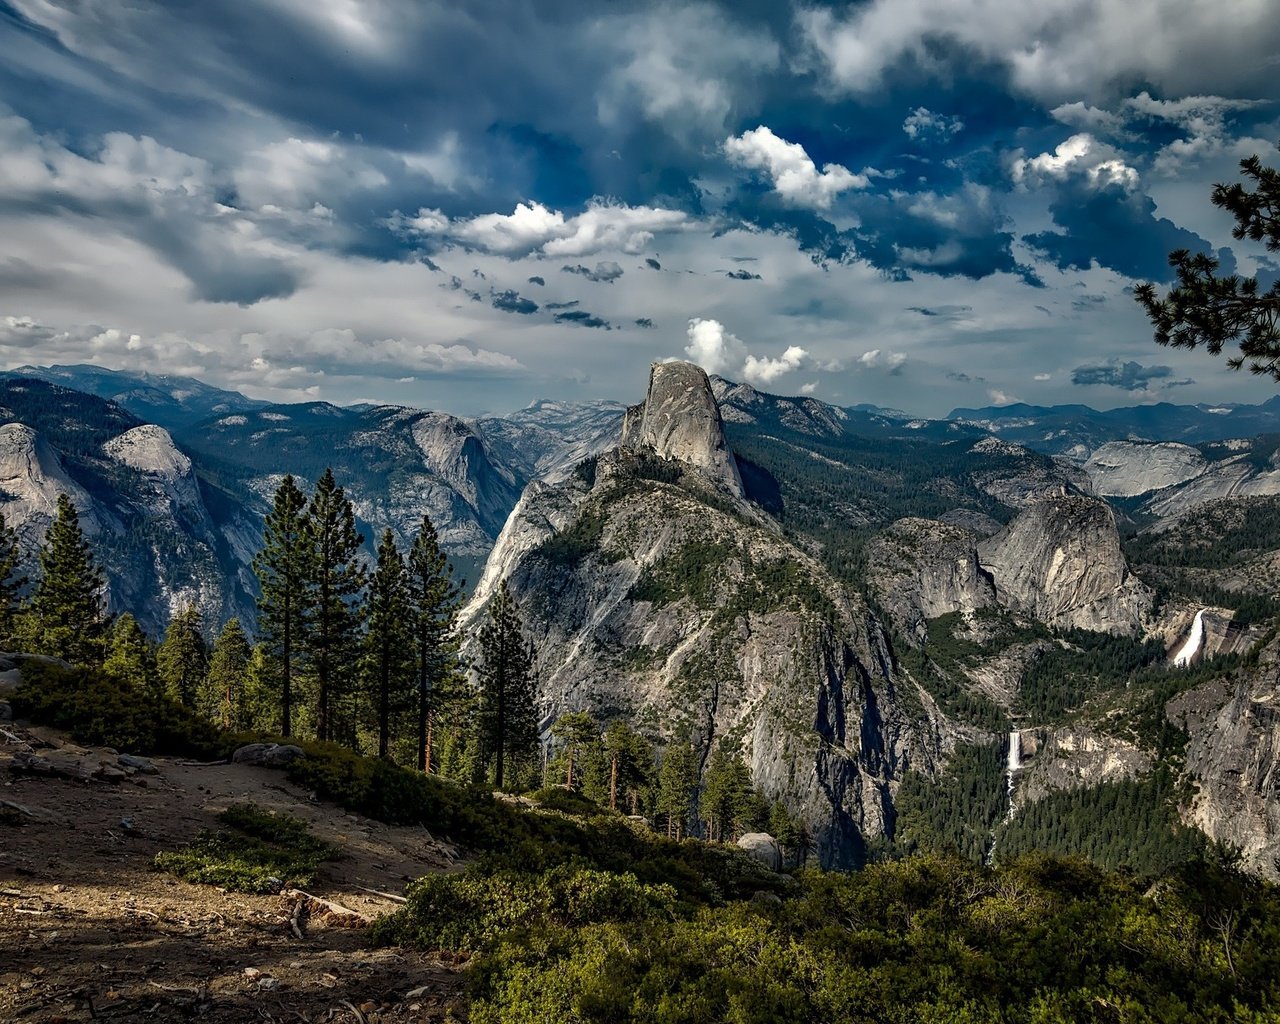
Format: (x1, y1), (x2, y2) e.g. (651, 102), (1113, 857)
(231, 743), (306, 768)
(978, 495), (1152, 635)
(0, 701), (10, 721)
(118, 753), (158, 774)
(621, 361), (744, 496)
(737, 833), (783, 872)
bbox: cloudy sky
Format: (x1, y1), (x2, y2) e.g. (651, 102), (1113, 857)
(1, 0), (1278, 416)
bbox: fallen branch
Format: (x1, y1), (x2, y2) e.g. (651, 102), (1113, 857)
(340, 999), (367, 1024)
(354, 885), (407, 904)
(289, 897), (306, 940)
(172, 759), (229, 767)
(279, 888), (370, 928)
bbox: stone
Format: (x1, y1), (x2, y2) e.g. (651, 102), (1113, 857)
(736, 833), (783, 872)
(231, 743), (306, 768)
(117, 754), (158, 774)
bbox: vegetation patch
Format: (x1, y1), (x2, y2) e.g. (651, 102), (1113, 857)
(154, 802), (337, 893)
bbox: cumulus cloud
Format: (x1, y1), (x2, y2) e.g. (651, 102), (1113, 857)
(724, 126), (870, 210)
(902, 107), (964, 142)
(799, 0), (1280, 103)
(398, 199), (689, 257)
(1070, 359), (1190, 391)
(1011, 134), (1138, 191)
(683, 317), (808, 384)
(858, 349), (907, 371)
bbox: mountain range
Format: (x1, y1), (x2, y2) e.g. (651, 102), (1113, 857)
(4, 360), (1280, 875)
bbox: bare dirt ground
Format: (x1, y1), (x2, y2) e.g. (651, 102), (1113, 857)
(0, 722), (469, 1023)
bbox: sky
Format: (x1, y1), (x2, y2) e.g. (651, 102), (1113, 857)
(1, 0), (1278, 417)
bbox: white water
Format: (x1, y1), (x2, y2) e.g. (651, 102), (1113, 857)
(1173, 609), (1207, 668)
(1004, 730), (1021, 819)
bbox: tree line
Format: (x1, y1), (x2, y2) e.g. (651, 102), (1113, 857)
(4, 474), (813, 853)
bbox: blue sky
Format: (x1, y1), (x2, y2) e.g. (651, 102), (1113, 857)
(0, 0), (1278, 415)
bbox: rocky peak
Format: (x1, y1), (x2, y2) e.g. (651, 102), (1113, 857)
(977, 495), (1152, 634)
(620, 361), (744, 497)
(0, 423), (97, 535)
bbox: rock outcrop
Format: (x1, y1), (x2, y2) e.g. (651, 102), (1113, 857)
(1171, 634), (1280, 879)
(866, 518), (997, 643)
(737, 832), (783, 871)
(621, 361), (744, 496)
(978, 496), (1152, 634)
(1083, 440), (1207, 498)
(103, 424), (202, 510)
(0, 423), (98, 541)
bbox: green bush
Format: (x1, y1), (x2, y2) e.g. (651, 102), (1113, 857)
(10, 659), (226, 758)
(528, 786), (604, 816)
(371, 863), (677, 952)
(154, 802), (337, 893)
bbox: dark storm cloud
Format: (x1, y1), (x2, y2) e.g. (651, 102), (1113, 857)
(554, 309), (613, 329)
(562, 261), (624, 284)
(1023, 179), (1232, 283)
(725, 269), (762, 280)
(490, 289), (539, 314)
(1071, 360), (1191, 391)
(527, 275), (545, 286)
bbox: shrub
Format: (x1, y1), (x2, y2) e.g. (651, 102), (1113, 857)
(154, 802), (337, 893)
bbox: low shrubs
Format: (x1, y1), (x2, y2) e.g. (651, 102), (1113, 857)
(10, 658), (225, 758)
(154, 802), (336, 893)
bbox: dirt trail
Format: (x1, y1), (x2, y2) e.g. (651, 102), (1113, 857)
(0, 724), (467, 1023)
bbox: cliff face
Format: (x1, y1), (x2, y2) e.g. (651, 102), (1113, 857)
(621, 361), (744, 497)
(866, 518), (997, 643)
(1171, 635), (1280, 880)
(978, 496), (1152, 635)
(465, 364), (937, 866)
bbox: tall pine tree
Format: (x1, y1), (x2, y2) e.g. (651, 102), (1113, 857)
(201, 617), (253, 729)
(477, 582), (537, 790)
(303, 468), (365, 745)
(406, 514), (463, 772)
(364, 529), (414, 758)
(0, 510), (27, 647)
(30, 494), (105, 665)
(103, 613), (155, 692)
(657, 735), (699, 840)
(157, 603), (207, 708)
(253, 475), (311, 737)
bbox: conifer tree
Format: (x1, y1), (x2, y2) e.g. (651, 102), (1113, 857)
(157, 603), (207, 708)
(303, 468), (365, 745)
(603, 719), (655, 814)
(30, 494), (105, 665)
(253, 475), (311, 737)
(700, 744), (755, 842)
(0, 510), (27, 647)
(550, 710), (599, 791)
(657, 735), (699, 840)
(477, 581), (537, 790)
(364, 529), (414, 758)
(406, 514), (463, 772)
(103, 612), (155, 692)
(201, 617), (253, 729)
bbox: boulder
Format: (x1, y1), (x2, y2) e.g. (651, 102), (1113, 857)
(231, 742), (306, 768)
(118, 753), (158, 774)
(736, 832), (783, 872)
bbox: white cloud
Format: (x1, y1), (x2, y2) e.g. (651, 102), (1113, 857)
(902, 107), (963, 141)
(986, 388), (1020, 405)
(684, 318), (807, 384)
(724, 126), (870, 210)
(1034, 372), (1052, 381)
(398, 199), (689, 257)
(858, 349), (907, 370)
(1123, 91), (1268, 174)
(743, 345), (808, 384)
(1011, 133), (1139, 191)
(799, 0), (1280, 104)
(800, 381), (818, 394)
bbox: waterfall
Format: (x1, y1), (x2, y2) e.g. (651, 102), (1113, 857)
(1173, 609), (1207, 668)
(1004, 730), (1021, 820)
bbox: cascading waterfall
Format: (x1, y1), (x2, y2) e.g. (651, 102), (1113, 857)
(1173, 609), (1207, 668)
(1004, 730), (1021, 820)
(988, 730), (1022, 863)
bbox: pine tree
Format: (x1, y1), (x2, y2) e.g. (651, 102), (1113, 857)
(700, 744), (755, 842)
(253, 475), (311, 737)
(657, 736), (699, 840)
(603, 719), (655, 814)
(0, 510), (27, 647)
(406, 514), (463, 772)
(364, 529), (415, 758)
(303, 469), (366, 745)
(201, 618), (253, 729)
(550, 710), (599, 791)
(157, 603), (207, 708)
(477, 582), (537, 790)
(30, 494), (105, 665)
(103, 613), (155, 691)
